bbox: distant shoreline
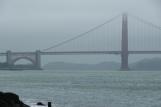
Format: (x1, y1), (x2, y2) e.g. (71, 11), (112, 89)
(43, 57), (161, 71)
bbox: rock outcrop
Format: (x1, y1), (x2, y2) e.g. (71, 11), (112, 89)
(0, 92), (30, 107)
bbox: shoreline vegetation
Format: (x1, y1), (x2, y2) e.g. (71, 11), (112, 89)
(43, 57), (161, 71)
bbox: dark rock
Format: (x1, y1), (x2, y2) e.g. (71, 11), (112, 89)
(37, 102), (45, 106)
(0, 92), (30, 107)
(0, 99), (9, 107)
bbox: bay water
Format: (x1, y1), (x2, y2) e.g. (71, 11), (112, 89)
(0, 70), (161, 107)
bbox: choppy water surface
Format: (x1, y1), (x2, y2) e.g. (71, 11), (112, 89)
(0, 70), (161, 107)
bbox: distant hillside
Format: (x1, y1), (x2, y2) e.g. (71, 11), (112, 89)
(43, 61), (120, 70)
(43, 57), (161, 70)
(130, 58), (161, 70)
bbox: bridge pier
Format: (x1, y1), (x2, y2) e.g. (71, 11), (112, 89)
(35, 50), (41, 69)
(121, 13), (129, 71)
(5, 50), (42, 70)
(6, 50), (12, 66)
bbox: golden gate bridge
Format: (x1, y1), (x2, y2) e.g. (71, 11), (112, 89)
(0, 13), (161, 70)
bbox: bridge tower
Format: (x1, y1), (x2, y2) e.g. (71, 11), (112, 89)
(121, 13), (129, 70)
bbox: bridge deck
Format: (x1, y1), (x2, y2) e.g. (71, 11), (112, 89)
(0, 53), (6, 56)
(0, 51), (161, 56)
(41, 51), (161, 55)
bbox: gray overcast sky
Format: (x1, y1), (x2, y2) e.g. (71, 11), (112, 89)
(1, 0), (160, 21)
(0, 0), (161, 64)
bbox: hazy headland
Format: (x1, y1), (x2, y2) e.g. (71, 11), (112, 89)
(43, 57), (161, 71)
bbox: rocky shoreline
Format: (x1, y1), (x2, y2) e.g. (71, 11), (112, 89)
(0, 92), (30, 107)
(0, 92), (52, 107)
